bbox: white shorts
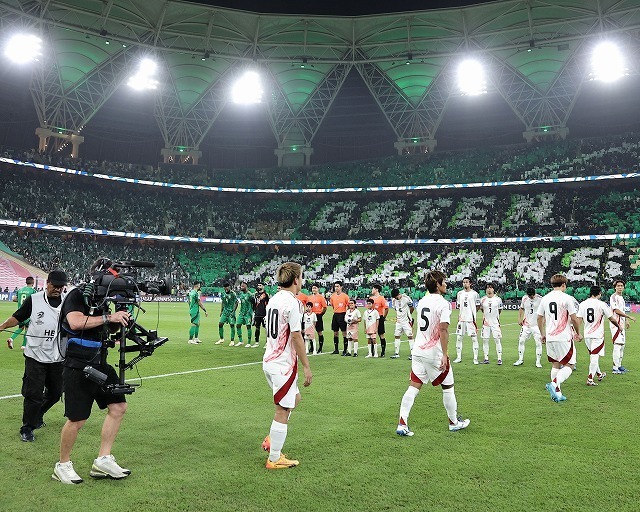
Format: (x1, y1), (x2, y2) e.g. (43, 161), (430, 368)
(409, 354), (454, 387)
(481, 325), (502, 339)
(264, 368), (299, 409)
(395, 322), (413, 338)
(584, 337), (605, 357)
(610, 325), (626, 345)
(519, 325), (541, 343)
(456, 321), (477, 337)
(546, 339), (576, 366)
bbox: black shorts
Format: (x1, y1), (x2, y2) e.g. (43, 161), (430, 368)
(253, 315), (266, 328)
(378, 316), (386, 335)
(332, 312), (347, 332)
(315, 313), (324, 333)
(63, 364), (126, 422)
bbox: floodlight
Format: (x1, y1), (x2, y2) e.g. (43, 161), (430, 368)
(127, 58), (159, 91)
(591, 41), (626, 82)
(458, 59), (486, 95)
(4, 33), (42, 64)
(231, 70), (263, 104)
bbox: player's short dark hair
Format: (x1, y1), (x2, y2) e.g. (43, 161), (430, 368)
(223, 282), (230, 288)
(366, 298), (374, 304)
(485, 283), (495, 290)
(371, 283), (382, 292)
(305, 301), (313, 307)
(613, 279), (625, 287)
(312, 283), (320, 289)
(241, 281), (247, 285)
(425, 271), (446, 294)
(193, 281), (201, 286)
(334, 281), (343, 288)
(391, 288), (400, 298)
(550, 274), (567, 287)
(462, 276), (472, 282)
(526, 287), (536, 296)
(589, 286), (602, 297)
(257, 282), (264, 286)
(26, 276), (34, 285)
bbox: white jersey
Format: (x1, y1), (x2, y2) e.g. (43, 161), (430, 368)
(263, 290), (302, 375)
(456, 289), (479, 322)
(345, 308), (361, 326)
(609, 294), (626, 330)
(577, 298), (612, 339)
(24, 291), (64, 363)
(392, 295), (413, 324)
(414, 293), (452, 356)
(303, 312), (317, 338)
(480, 296), (502, 327)
(363, 309), (380, 334)
(520, 294), (542, 327)
(537, 290), (577, 342)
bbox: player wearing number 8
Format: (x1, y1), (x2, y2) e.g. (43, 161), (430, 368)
(396, 271), (470, 436)
(262, 262), (312, 469)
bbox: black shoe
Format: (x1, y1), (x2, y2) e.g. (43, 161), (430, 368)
(353, 353), (358, 357)
(331, 350), (339, 354)
(380, 353), (385, 358)
(21, 430), (35, 442)
(341, 351), (348, 356)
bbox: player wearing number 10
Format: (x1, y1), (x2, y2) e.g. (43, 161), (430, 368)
(262, 262), (313, 469)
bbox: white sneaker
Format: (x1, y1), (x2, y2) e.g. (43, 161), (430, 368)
(449, 418), (471, 432)
(193, 338), (202, 344)
(453, 357), (462, 363)
(473, 360), (479, 365)
(252, 343), (260, 348)
(215, 339), (225, 345)
(245, 343), (252, 348)
(228, 340), (235, 346)
(536, 362), (543, 368)
(234, 341), (243, 347)
(313, 351), (318, 355)
(513, 360), (523, 366)
(396, 424), (414, 437)
(188, 339), (199, 345)
(52, 461), (83, 484)
(90, 454), (130, 479)
(373, 354), (378, 358)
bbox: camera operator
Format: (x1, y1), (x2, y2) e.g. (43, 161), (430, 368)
(0, 270), (67, 442)
(52, 259), (132, 485)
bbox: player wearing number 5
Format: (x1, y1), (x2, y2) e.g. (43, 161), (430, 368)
(261, 262), (312, 469)
(537, 274), (582, 403)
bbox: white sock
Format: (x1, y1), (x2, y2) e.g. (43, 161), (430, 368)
(268, 420), (288, 462)
(517, 338), (525, 360)
(550, 367), (559, 381)
(374, 343), (378, 356)
(482, 339), (489, 360)
(472, 338), (479, 361)
(408, 338), (414, 352)
(620, 344), (625, 366)
(554, 366), (573, 393)
(442, 387), (458, 424)
(613, 344), (622, 368)
(399, 386), (419, 426)
(456, 336), (463, 359)
(495, 339), (502, 360)
(535, 339), (542, 363)
(348, 339), (354, 354)
(353, 341), (358, 354)
(588, 354), (599, 380)
(394, 340), (400, 355)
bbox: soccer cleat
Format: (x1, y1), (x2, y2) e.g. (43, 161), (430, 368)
(453, 358), (462, 363)
(396, 425), (414, 437)
(261, 435), (271, 452)
(265, 454), (299, 469)
(586, 379), (598, 386)
(480, 359), (489, 364)
(251, 343), (260, 348)
(545, 382), (559, 402)
(365, 354), (372, 358)
(618, 366), (628, 373)
(20, 430), (35, 442)
(536, 362), (543, 368)
(513, 360), (524, 366)
(497, 360), (502, 365)
(313, 351), (318, 355)
(89, 455), (130, 479)
(245, 343), (252, 348)
(390, 354), (400, 359)
(449, 418), (471, 432)
(407, 356), (412, 360)
(473, 360), (479, 365)
(597, 372), (606, 381)
(331, 350), (340, 354)
(215, 339), (225, 345)
(193, 338), (202, 344)
(353, 353), (358, 357)
(556, 393), (567, 402)
(188, 339), (199, 345)
(52, 461), (83, 484)
(228, 340), (235, 346)
(373, 354), (379, 358)
(612, 367), (623, 375)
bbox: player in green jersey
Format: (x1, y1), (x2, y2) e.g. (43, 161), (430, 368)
(187, 282), (207, 344)
(236, 281), (255, 347)
(215, 282), (238, 346)
(7, 276), (36, 349)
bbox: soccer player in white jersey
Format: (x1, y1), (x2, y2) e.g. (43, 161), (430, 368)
(261, 262), (312, 469)
(454, 277), (480, 364)
(396, 271), (470, 436)
(577, 286), (620, 386)
(303, 302), (318, 355)
(363, 299), (380, 358)
(345, 299), (362, 357)
(479, 283), (503, 364)
(609, 279), (636, 374)
(390, 288), (415, 360)
(514, 287), (543, 367)
(537, 274), (581, 402)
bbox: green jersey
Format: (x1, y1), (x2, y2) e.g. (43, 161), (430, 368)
(17, 286), (36, 307)
(221, 290), (237, 314)
(237, 290), (254, 316)
(188, 289), (201, 311)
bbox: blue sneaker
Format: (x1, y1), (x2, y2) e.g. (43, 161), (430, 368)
(396, 425), (414, 437)
(618, 366), (628, 373)
(556, 393), (567, 402)
(545, 382), (559, 402)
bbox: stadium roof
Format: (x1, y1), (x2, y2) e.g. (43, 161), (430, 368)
(0, 0), (639, 163)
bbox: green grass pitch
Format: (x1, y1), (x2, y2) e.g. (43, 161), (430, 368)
(0, 301), (639, 511)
